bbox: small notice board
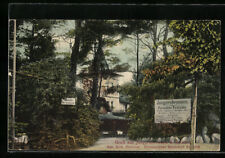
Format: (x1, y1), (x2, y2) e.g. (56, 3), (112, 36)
(61, 98), (76, 105)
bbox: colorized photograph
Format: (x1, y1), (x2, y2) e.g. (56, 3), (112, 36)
(8, 20), (221, 151)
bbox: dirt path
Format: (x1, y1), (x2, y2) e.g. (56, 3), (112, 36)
(79, 137), (220, 151)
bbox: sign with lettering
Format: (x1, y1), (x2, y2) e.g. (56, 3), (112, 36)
(61, 98), (76, 105)
(154, 99), (191, 123)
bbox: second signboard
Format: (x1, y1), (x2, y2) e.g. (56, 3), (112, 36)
(154, 98), (191, 123)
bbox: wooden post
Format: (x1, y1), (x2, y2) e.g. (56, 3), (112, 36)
(136, 33), (139, 86)
(190, 77), (197, 151)
(8, 19), (11, 150)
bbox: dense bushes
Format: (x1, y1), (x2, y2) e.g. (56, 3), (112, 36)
(120, 80), (193, 140)
(128, 119), (191, 140)
(14, 57), (100, 150)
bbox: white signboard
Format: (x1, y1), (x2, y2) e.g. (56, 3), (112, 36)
(61, 98), (76, 105)
(154, 98), (191, 123)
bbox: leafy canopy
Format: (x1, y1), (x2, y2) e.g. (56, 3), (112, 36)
(143, 20), (221, 83)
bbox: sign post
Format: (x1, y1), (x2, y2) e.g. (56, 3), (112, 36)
(190, 79), (198, 151)
(11, 19), (16, 149)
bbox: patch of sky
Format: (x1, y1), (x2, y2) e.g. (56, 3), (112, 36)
(52, 20), (74, 53)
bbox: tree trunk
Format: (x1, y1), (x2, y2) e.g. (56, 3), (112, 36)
(29, 21), (35, 62)
(136, 33), (139, 86)
(163, 20), (169, 58)
(152, 22), (157, 62)
(70, 20), (81, 89)
(91, 35), (103, 108)
(98, 72), (103, 98)
(190, 77), (198, 151)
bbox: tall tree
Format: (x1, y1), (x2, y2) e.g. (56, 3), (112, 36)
(68, 20), (97, 90)
(90, 35), (103, 108)
(152, 21), (158, 62)
(162, 20), (169, 58)
(18, 20), (57, 62)
(139, 20), (172, 65)
(70, 20), (81, 89)
(88, 20), (119, 108)
(70, 20), (150, 107)
(121, 20), (151, 86)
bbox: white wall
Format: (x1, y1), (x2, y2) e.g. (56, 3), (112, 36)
(101, 77), (125, 113)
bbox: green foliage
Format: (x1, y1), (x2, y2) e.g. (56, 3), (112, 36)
(120, 79), (192, 139)
(128, 119), (153, 140)
(143, 20), (221, 83)
(168, 20), (221, 74)
(17, 20), (57, 62)
(15, 57), (100, 150)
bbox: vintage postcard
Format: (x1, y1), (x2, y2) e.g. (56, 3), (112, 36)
(8, 18), (220, 151)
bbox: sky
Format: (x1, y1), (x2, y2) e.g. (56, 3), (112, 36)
(52, 20), (75, 53)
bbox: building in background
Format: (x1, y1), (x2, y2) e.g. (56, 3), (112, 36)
(80, 74), (129, 114)
(100, 77), (127, 114)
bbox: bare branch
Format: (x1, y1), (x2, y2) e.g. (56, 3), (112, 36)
(157, 26), (166, 41)
(139, 38), (154, 53)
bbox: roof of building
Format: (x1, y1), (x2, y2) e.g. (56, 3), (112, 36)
(119, 94), (130, 104)
(99, 112), (129, 120)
